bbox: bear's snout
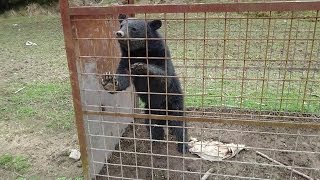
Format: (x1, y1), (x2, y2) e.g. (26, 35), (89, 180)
(115, 31), (125, 38)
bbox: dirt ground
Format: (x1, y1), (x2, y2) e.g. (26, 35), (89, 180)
(1, 1), (319, 179)
(0, 14), (84, 179)
(0, 121), (83, 179)
(96, 110), (320, 180)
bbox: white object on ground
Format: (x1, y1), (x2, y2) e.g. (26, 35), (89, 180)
(14, 87), (25, 93)
(201, 168), (214, 180)
(188, 137), (245, 161)
(26, 41), (37, 46)
(69, 149), (81, 161)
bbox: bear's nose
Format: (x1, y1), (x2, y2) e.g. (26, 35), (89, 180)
(116, 31), (124, 38)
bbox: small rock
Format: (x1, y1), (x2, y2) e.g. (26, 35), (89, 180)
(69, 149), (81, 161)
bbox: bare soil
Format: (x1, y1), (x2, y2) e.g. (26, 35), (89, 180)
(96, 111), (320, 180)
(0, 121), (83, 179)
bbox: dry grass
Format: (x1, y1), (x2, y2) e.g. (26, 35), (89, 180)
(26, 3), (58, 16)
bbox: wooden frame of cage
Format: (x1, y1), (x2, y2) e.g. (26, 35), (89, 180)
(59, 0), (320, 179)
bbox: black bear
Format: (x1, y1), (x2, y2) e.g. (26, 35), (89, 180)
(101, 14), (188, 153)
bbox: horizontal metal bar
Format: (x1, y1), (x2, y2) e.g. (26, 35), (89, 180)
(80, 73), (320, 83)
(81, 88), (320, 102)
(83, 111), (320, 129)
(87, 119), (320, 137)
(74, 37), (320, 41)
(86, 106), (320, 121)
(70, 16), (320, 21)
(79, 56), (320, 62)
(69, 1), (320, 16)
(93, 160), (272, 180)
(90, 145), (320, 160)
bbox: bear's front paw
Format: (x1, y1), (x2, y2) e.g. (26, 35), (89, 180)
(131, 62), (148, 75)
(101, 72), (119, 94)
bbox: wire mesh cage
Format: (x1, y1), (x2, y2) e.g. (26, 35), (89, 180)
(60, 1), (320, 179)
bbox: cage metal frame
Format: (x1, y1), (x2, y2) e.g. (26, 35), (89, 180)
(60, 0), (320, 179)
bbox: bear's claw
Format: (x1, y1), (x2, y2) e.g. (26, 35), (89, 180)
(131, 62), (148, 75)
(101, 72), (119, 94)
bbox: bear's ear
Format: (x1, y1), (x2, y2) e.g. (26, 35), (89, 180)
(118, 14), (128, 23)
(148, 20), (162, 30)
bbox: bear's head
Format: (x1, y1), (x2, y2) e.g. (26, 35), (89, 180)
(115, 14), (162, 51)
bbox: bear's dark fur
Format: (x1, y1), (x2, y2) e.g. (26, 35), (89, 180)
(101, 14), (188, 153)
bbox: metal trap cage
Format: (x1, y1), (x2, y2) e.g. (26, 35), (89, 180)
(60, 0), (320, 179)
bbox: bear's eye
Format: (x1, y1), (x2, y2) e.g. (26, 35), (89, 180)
(120, 24), (123, 29)
(131, 27), (137, 31)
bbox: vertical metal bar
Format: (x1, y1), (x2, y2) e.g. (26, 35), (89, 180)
(220, 12), (227, 109)
(199, 11), (207, 180)
(117, 121), (124, 179)
(128, 0), (135, 17)
(144, 12), (154, 180)
(59, 0), (89, 179)
(301, 10), (318, 111)
(298, 18), (312, 112)
(119, 9), (138, 179)
(99, 105), (110, 179)
(235, 17), (243, 109)
(279, 11), (294, 111)
(265, 15), (277, 103)
(260, 11), (272, 112)
(275, 17), (288, 111)
(125, 0), (139, 112)
(251, 131), (259, 178)
(290, 14), (300, 111)
(182, 12), (187, 180)
(132, 115), (139, 179)
(289, 130), (301, 180)
(239, 12), (249, 109)
(270, 128), (279, 179)
(87, 114), (96, 179)
(201, 13), (207, 114)
(215, 129), (222, 180)
(163, 12), (170, 180)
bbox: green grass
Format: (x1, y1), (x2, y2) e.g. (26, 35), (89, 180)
(0, 12), (318, 137)
(0, 154), (30, 174)
(0, 15), (67, 83)
(135, 12), (320, 114)
(157, 12), (320, 114)
(0, 4), (319, 179)
(1, 82), (74, 130)
(15, 176), (84, 180)
(0, 15), (74, 131)
(55, 177), (83, 180)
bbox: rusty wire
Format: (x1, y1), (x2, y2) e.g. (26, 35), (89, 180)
(62, 1), (320, 180)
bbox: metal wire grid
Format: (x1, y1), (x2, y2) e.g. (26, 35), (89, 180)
(69, 6), (320, 180)
(70, 11), (320, 179)
(77, 12), (320, 123)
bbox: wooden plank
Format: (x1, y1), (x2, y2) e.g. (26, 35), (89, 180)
(59, 0), (89, 179)
(72, 12), (135, 178)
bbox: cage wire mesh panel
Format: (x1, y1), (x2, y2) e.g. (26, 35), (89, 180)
(73, 15), (137, 177)
(61, 1), (320, 180)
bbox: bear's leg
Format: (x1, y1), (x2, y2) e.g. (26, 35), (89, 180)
(150, 118), (166, 140)
(144, 119), (165, 140)
(167, 100), (188, 153)
(169, 120), (188, 153)
(144, 107), (165, 141)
